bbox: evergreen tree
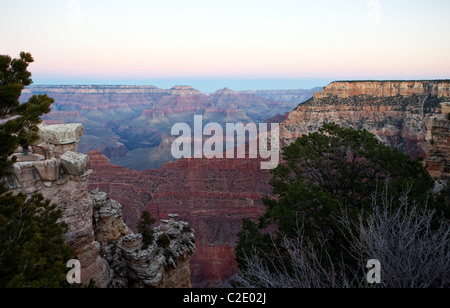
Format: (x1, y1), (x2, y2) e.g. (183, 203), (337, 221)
(137, 210), (156, 248)
(236, 123), (442, 272)
(0, 52), (53, 182)
(0, 52), (73, 288)
(0, 193), (72, 287)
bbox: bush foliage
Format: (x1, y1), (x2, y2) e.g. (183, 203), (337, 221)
(236, 123), (448, 288)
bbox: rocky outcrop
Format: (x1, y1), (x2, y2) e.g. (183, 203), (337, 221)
(426, 103), (450, 179)
(281, 81), (450, 159)
(99, 212), (195, 288)
(60, 151), (91, 176)
(90, 189), (132, 244)
(39, 123), (85, 145)
(88, 151), (271, 287)
(21, 85), (306, 170)
(6, 124), (110, 286)
(6, 123), (196, 288)
(37, 123), (83, 159)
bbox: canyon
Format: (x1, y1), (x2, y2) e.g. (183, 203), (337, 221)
(281, 80), (450, 160)
(88, 151), (272, 287)
(87, 80), (449, 287)
(14, 81), (449, 287)
(20, 85), (316, 170)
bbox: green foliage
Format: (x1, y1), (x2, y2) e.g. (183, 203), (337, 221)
(236, 123), (440, 272)
(0, 193), (73, 288)
(137, 210), (156, 248)
(157, 234), (171, 249)
(0, 53), (72, 288)
(0, 52), (53, 180)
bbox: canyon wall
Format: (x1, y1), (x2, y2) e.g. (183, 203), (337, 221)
(426, 103), (450, 179)
(88, 151), (272, 287)
(314, 81), (450, 99)
(6, 124), (195, 288)
(86, 80), (449, 287)
(21, 85), (313, 170)
(282, 81), (450, 160)
(16, 81), (445, 287)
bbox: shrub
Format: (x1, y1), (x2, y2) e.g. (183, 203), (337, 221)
(234, 195), (450, 288)
(236, 123), (447, 287)
(157, 234), (170, 249)
(137, 211), (156, 249)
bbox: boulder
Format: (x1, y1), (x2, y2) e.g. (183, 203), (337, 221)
(33, 158), (59, 181)
(40, 123), (84, 145)
(60, 151), (91, 176)
(91, 190), (132, 244)
(11, 162), (38, 194)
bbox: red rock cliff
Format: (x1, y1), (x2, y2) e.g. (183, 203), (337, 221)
(314, 81), (450, 99)
(88, 151), (272, 287)
(282, 80), (450, 159)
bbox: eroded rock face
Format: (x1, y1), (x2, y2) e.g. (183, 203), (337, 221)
(7, 124), (110, 287)
(99, 211), (196, 288)
(90, 189), (132, 244)
(426, 103), (450, 179)
(39, 123), (84, 145)
(314, 81), (450, 99)
(281, 81), (450, 159)
(39, 177), (110, 287)
(88, 151), (271, 287)
(6, 123), (196, 288)
(60, 151), (91, 176)
(33, 158), (60, 181)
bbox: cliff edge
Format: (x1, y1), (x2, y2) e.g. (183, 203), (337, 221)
(281, 80), (450, 165)
(5, 123), (195, 288)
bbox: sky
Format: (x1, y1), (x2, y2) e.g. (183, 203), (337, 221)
(1, 0), (449, 92)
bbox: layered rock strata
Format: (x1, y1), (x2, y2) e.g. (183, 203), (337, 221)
(91, 190), (195, 288)
(281, 81), (450, 159)
(425, 102), (450, 179)
(314, 81), (450, 99)
(6, 123), (109, 286)
(88, 152), (271, 287)
(5, 123), (195, 288)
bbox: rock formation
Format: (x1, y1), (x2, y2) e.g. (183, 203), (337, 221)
(90, 189), (132, 244)
(6, 123), (110, 286)
(86, 80), (449, 287)
(20, 85), (311, 170)
(313, 81), (450, 99)
(91, 190), (195, 288)
(5, 123), (196, 288)
(88, 151), (271, 287)
(281, 80), (450, 159)
(425, 102), (450, 179)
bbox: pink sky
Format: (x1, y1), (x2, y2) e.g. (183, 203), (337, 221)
(1, 0), (449, 89)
